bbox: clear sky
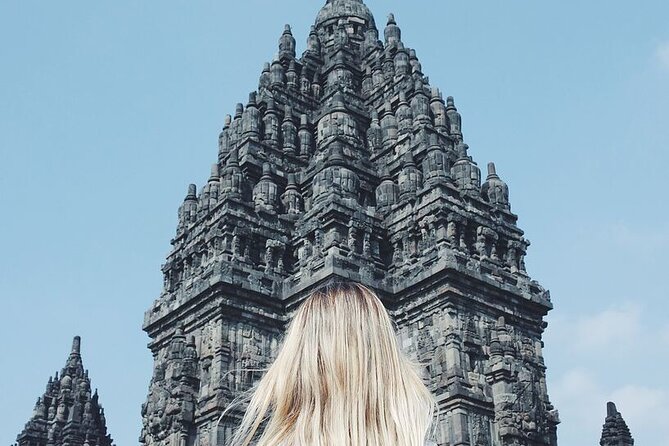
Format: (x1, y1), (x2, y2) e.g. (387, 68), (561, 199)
(1, 1), (667, 445)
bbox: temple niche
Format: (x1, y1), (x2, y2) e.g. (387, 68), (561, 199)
(140, 1), (560, 445)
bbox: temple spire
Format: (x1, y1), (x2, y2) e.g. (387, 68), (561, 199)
(71, 335), (81, 354)
(145, 1), (559, 444)
(278, 24), (296, 60)
(384, 13), (401, 46)
(64, 335), (84, 372)
(481, 162), (510, 209)
(15, 337), (114, 446)
(600, 402), (634, 446)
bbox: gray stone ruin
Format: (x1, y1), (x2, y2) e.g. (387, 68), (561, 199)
(600, 402), (634, 446)
(140, 0), (559, 446)
(12, 1), (588, 445)
(139, 1), (559, 445)
(13, 337), (114, 446)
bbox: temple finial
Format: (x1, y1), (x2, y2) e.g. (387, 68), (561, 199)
(487, 162), (498, 178)
(481, 162), (510, 209)
(384, 12), (401, 46)
(601, 402), (634, 446)
(185, 184), (197, 201)
(279, 24), (296, 59)
(71, 336), (81, 354)
(606, 401), (617, 417)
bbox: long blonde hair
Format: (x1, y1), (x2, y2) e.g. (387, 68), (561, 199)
(222, 281), (438, 446)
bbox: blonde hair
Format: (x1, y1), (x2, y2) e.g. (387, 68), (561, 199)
(220, 281), (438, 446)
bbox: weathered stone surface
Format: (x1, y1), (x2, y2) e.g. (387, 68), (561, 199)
(13, 337), (114, 446)
(600, 402), (634, 446)
(141, 1), (559, 445)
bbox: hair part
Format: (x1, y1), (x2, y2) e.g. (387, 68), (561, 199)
(221, 281), (438, 446)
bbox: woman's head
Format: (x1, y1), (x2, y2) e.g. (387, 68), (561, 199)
(226, 281), (437, 446)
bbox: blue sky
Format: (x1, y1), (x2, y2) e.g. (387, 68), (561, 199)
(1, 1), (667, 445)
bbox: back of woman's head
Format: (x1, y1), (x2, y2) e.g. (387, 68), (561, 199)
(226, 281), (437, 446)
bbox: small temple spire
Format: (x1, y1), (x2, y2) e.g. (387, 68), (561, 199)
(398, 150), (423, 200)
(278, 24), (296, 60)
(185, 184), (197, 201)
(253, 162), (279, 214)
(446, 96), (463, 139)
(281, 173), (303, 215)
(209, 164), (220, 182)
(71, 335), (81, 354)
(270, 57), (285, 86)
(259, 62), (271, 89)
(220, 146), (244, 200)
(375, 166), (399, 212)
(307, 25), (322, 55)
(384, 13), (401, 46)
(218, 114), (232, 161)
(481, 162), (510, 209)
(14, 337), (114, 446)
(600, 402), (634, 446)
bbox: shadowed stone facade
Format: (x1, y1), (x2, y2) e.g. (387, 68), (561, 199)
(600, 402), (634, 446)
(13, 337), (114, 446)
(140, 1), (560, 445)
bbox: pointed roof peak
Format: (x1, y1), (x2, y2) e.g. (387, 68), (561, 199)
(384, 12), (401, 46)
(71, 336), (81, 355)
(456, 142), (470, 160)
(247, 91), (257, 106)
(487, 162), (500, 179)
(606, 401), (618, 417)
(64, 335), (84, 373)
(601, 401), (634, 446)
(16, 338), (114, 446)
(185, 184), (197, 201)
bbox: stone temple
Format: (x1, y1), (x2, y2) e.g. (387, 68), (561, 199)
(137, 0), (560, 445)
(13, 337), (114, 446)
(599, 402), (634, 446)
(13, 0), (576, 445)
